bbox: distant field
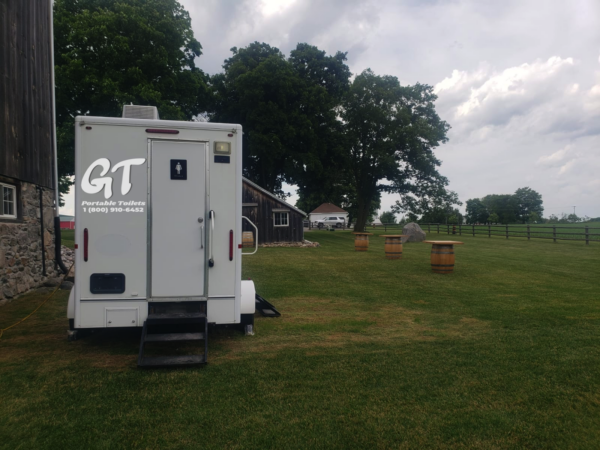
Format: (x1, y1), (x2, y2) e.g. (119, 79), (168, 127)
(371, 222), (600, 242)
(1, 230), (599, 448)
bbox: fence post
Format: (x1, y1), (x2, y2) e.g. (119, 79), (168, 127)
(437, 223), (440, 234)
(506, 224), (509, 239)
(428, 223), (431, 233)
(488, 224), (491, 238)
(472, 224), (475, 237)
(527, 224), (530, 241)
(553, 226), (556, 243)
(585, 226), (589, 245)
(459, 223), (462, 236)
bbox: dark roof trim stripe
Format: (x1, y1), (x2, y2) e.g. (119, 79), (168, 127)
(242, 177), (307, 216)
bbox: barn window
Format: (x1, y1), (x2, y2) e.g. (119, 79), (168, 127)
(273, 212), (289, 227)
(0, 183), (16, 218)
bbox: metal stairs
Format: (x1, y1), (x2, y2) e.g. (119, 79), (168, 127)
(138, 303), (208, 368)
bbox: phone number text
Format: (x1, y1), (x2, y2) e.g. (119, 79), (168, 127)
(83, 207), (145, 213)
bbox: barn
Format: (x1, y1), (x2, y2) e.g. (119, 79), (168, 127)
(0, 0), (61, 302)
(242, 178), (306, 245)
(60, 215), (75, 230)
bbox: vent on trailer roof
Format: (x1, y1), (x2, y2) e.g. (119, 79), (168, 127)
(122, 105), (159, 120)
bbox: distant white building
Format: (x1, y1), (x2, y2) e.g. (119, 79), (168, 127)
(308, 203), (349, 225)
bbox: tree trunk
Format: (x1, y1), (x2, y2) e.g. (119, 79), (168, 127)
(353, 194), (370, 232)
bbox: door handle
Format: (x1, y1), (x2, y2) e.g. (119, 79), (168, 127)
(198, 218), (204, 249)
(208, 210), (215, 267)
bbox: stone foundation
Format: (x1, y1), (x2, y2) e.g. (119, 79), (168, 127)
(0, 181), (59, 304)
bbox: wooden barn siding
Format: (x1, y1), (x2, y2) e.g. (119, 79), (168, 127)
(0, 0), (54, 188)
(242, 183), (304, 244)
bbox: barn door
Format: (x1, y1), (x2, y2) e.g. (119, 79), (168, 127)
(150, 140), (207, 299)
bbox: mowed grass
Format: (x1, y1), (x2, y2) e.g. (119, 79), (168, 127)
(61, 229), (75, 249)
(1, 230), (599, 449)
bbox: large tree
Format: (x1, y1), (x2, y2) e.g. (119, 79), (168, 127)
(393, 184), (461, 224)
(54, 0), (208, 193)
(380, 211), (396, 224)
(468, 187), (544, 224)
(210, 42), (351, 197)
(341, 70), (450, 231)
(513, 187), (544, 223)
(465, 198), (489, 224)
(481, 194), (517, 224)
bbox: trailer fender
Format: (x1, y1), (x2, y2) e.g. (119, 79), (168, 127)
(241, 280), (256, 314)
(67, 288), (75, 320)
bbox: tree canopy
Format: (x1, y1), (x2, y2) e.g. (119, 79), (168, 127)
(54, 0), (209, 190)
(465, 198), (489, 224)
(514, 187), (544, 222)
(380, 211), (396, 224)
(465, 187), (544, 224)
(393, 184), (461, 224)
(53, 3), (456, 217)
(210, 42), (351, 198)
(340, 70), (450, 231)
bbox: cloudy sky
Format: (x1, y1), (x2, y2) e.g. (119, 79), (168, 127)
(63, 0), (600, 218)
(183, 0), (600, 219)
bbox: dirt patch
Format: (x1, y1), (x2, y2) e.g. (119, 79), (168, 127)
(209, 297), (492, 364)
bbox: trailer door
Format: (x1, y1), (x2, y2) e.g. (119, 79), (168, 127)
(150, 140), (207, 299)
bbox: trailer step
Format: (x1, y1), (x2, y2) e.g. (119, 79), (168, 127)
(145, 332), (204, 342)
(138, 302), (208, 368)
(255, 294), (281, 317)
(147, 312), (206, 320)
(138, 355), (205, 367)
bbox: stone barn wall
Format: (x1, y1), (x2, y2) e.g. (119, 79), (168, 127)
(0, 183), (58, 304)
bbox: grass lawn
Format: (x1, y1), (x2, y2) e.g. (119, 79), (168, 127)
(61, 229), (75, 249)
(1, 230), (599, 448)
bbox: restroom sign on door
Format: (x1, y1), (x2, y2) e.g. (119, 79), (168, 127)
(170, 159), (187, 180)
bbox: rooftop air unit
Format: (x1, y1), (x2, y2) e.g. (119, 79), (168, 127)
(122, 104), (160, 120)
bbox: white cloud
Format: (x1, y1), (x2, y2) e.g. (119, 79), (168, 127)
(537, 145), (572, 166)
(438, 57), (576, 131)
(261, 0), (297, 16)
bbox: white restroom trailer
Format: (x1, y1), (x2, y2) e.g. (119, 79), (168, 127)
(67, 108), (257, 367)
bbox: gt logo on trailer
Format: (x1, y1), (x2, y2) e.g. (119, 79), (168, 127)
(81, 158), (146, 199)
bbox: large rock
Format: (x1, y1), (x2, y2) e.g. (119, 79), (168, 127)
(402, 222), (426, 243)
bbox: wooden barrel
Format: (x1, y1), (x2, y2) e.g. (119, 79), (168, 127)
(354, 234), (369, 252)
(242, 231), (254, 248)
(430, 244), (455, 274)
(384, 237), (402, 260)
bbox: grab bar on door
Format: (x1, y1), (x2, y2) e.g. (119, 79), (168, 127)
(208, 210), (215, 267)
(242, 216), (258, 255)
